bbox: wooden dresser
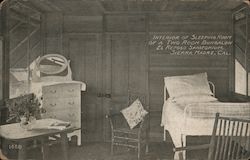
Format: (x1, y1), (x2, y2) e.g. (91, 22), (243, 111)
(41, 83), (82, 146)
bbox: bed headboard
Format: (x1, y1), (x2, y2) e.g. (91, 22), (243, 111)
(209, 81), (215, 97)
(163, 81), (216, 101)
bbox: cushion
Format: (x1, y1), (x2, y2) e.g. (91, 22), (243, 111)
(121, 99), (148, 129)
(164, 72), (213, 98)
(171, 94), (218, 104)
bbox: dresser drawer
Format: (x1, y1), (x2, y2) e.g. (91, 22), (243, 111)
(42, 97), (80, 112)
(42, 83), (81, 98)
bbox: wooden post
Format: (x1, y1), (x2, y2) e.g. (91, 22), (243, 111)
(208, 113), (220, 160)
(1, 0), (10, 102)
(245, 8), (249, 97)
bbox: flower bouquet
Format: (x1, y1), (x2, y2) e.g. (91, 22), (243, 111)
(5, 93), (43, 124)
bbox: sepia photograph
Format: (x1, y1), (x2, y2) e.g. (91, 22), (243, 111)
(0, 0), (249, 160)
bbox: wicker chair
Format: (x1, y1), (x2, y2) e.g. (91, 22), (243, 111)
(106, 92), (149, 160)
(174, 113), (250, 160)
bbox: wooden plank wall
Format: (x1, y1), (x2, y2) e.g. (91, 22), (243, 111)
(44, 12), (63, 55)
(1, 4), (10, 103)
(8, 15), (43, 68)
(0, 3), (10, 125)
(0, 37), (3, 103)
(45, 11), (232, 142)
(0, 10), (4, 104)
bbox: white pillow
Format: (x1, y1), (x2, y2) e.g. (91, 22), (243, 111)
(171, 94), (218, 104)
(121, 99), (148, 129)
(164, 72), (213, 98)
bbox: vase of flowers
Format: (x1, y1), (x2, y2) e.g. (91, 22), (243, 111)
(6, 93), (43, 126)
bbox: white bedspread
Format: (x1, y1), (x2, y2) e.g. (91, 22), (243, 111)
(161, 99), (250, 147)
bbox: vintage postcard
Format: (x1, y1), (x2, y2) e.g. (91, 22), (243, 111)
(0, 0), (249, 160)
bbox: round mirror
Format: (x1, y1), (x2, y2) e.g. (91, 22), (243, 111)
(37, 54), (68, 75)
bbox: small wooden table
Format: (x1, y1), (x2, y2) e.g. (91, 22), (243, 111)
(0, 119), (79, 160)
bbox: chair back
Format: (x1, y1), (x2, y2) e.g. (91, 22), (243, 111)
(109, 91), (148, 129)
(208, 113), (250, 160)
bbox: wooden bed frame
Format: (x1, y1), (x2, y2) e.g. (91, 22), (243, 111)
(162, 81), (216, 159)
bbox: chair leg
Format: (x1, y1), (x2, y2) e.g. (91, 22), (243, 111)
(111, 138), (114, 156)
(145, 143), (149, 154)
(145, 127), (149, 154)
(137, 142), (141, 160)
(145, 134), (149, 154)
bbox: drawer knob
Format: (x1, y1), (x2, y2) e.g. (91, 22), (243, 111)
(69, 113), (75, 117)
(41, 108), (46, 113)
(68, 89), (75, 92)
(68, 101), (75, 105)
(50, 90), (57, 93)
(50, 103), (57, 107)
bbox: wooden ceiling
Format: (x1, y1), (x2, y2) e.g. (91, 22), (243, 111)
(8, 0), (246, 15)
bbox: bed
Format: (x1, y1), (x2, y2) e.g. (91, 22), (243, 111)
(161, 73), (250, 154)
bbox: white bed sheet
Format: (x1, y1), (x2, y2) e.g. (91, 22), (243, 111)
(161, 99), (250, 147)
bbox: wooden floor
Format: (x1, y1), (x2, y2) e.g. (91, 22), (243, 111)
(65, 142), (174, 160)
(6, 140), (209, 160)
(6, 142), (174, 160)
